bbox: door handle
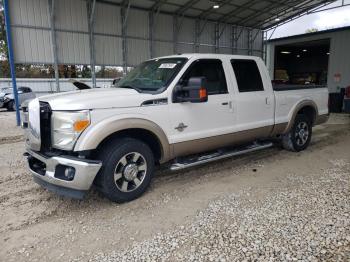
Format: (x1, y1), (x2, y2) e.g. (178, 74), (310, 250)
(222, 101), (233, 112)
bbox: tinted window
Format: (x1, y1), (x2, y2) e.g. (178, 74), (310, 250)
(231, 59), (264, 92)
(180, 59), (228, 95)
(24, 87), (32, 93)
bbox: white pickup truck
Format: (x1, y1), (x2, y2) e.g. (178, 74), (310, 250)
(22, 54), (329, 202)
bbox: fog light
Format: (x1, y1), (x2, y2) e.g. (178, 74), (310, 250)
(64, 167), (75, 180)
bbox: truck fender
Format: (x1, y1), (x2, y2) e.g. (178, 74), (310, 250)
(74, 117), (171, 163)
(283, 100), (318, 134)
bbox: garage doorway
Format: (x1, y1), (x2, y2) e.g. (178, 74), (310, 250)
(274, 39), (330, 85)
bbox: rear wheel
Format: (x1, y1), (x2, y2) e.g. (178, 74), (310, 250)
(96, 137), (154, 203)
(282, 114), (312, 152)
(6, 100), (15, 111)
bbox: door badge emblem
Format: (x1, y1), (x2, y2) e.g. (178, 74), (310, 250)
(175, 123), (188, 132)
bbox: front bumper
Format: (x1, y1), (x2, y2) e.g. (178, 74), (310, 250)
(25, 149), (102, 199)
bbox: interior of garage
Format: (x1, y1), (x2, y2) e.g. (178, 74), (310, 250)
(273, 39), (330, 85)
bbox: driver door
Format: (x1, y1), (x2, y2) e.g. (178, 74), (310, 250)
(167, 59), (235, 156)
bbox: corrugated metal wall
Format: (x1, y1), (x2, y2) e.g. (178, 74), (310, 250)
(266, 28), (350, 93)
(9, 0), (263, 68)
(328, 30), (350, 92)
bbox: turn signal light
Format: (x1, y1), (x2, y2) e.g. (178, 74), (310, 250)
(199, 88), (207, 99)
(73, 119), (90, 132)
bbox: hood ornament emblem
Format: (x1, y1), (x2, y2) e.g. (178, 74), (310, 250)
(175, 123), (188, 132)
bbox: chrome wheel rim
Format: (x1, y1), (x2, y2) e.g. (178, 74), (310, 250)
(295, 121), (309, 146)
(114, 152), (147, 192)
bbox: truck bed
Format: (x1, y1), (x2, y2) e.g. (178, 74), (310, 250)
(273, 84), (326, 91)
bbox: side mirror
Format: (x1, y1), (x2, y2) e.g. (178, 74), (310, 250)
(173, 77), (208, 103)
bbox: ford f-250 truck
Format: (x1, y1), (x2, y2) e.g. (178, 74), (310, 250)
(22, 54), (329, 202)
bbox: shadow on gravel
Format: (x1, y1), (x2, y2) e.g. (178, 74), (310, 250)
(41, 122), (350, 210)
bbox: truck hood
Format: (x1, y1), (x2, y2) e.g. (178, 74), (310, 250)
(0, 92), (11, 98)
(39, 88), (154, 110)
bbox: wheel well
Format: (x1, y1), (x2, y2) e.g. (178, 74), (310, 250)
(297, 106), (316, 125)
(96, 128), (163, 163)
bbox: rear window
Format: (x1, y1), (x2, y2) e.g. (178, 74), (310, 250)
(231, 59), (264, 92)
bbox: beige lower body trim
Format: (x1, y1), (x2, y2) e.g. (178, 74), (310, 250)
(270, 123), (288, 136)
(170, 125), (274, 159)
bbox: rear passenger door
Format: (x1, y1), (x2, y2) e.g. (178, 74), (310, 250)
(230, 59), (274, 133)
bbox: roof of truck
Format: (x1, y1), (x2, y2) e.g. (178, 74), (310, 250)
(154, 53), (262, 61)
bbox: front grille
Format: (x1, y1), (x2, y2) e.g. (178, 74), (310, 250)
(39, 102), (52, 152)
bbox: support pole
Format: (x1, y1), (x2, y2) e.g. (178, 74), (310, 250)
(263, 31), (268, 63)
(194, 19), (200, 53)
(214, 22), (219, 53)
(149, 11), (154, 58)
(121, 1), (130, 73)
(48, 0), (60, 92)
(248, 29), (252, 56)
(87, 0), (96, 88)
(173, 15), (178, 54)
(3, 0), (21, 126)
(231, 26), (236, 54)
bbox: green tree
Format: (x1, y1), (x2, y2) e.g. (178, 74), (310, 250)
(0, 1), (10, 77)
(81, 65), (92, 78)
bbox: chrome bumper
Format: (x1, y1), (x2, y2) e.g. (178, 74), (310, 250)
(25, 149), (102, 198)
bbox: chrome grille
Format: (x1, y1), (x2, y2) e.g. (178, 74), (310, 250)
(25, 98), (41, 151)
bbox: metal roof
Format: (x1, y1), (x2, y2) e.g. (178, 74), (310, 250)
(267, 25), (350, 42)
(98, 0), (337, 30)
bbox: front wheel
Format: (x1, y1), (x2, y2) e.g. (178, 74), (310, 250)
(96, 137), (154, 203)
(282, 114), (312, 152)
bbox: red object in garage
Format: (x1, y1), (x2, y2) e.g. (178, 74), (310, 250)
(345, 86), (350, 98)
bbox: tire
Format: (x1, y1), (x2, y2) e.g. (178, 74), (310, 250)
(6, 100), (15, 111)
(282, 114), (312, 152)
(96, 137), (155, 203)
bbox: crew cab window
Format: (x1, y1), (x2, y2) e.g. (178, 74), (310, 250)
(180, 59), (228, 95)
(231, 59), (264, 92)
(19, 87), (31, 93)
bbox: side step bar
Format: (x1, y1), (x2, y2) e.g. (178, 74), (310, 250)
(170, 141), (273, 171)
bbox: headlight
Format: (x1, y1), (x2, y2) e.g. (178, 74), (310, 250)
(52, 111), (90, 150)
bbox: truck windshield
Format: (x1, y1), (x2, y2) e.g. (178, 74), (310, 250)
(116, 58), (187, 93)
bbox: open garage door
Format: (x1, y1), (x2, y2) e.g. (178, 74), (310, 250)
(273, 39), (330, 85)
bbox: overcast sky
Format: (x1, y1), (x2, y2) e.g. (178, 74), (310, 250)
(268, 0), (350, 39)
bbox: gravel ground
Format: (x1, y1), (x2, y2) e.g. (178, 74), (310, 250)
(0, 109), (23, 143)
(91, 159), (350, 262)
(0, 112), (349, 261)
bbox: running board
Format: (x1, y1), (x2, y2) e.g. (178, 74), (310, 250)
(170, 141), (273, 171)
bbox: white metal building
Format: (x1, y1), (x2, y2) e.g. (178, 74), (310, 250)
(266, 26), (350, 93)
(7, 0), (339, 92)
